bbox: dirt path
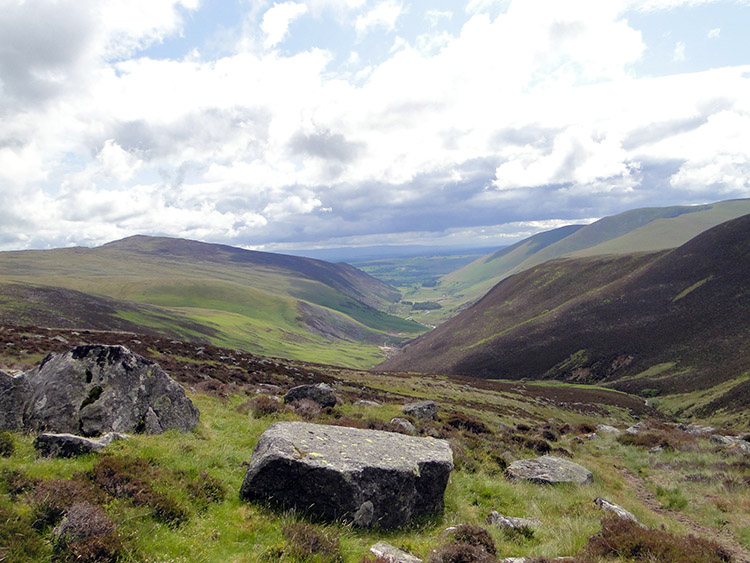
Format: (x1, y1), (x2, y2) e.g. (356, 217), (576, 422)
(615, 465), (750, 563)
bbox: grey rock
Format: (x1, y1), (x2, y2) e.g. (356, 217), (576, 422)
(23, 345), (199, 436)
(354, 501), (375, 527)
(486, 511), (541, 530)
(500, 559), (574, 563)
(710, 434), (750, 454)
(34, 431), (128, 458)
(402, 400), (437, 420)
(625, 421), (646, 434)
(506, 456), (593, 485)
(240, 421), (453, 528)
(596, 424), (620, 434)
(593, 497), (645, 527)
(678, 423), (715, 435)
(354, 400), (381, 407)
(284, 383), (336, 407)
(255, 384), (283, 395)
(0, 370), (30, 431)
(390, 417), (417, 434)
(370, 541), (422, 563)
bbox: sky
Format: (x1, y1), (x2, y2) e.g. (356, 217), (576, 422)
(1, 0), (749, 252)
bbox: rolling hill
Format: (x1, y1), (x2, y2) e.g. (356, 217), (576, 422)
(379, 213), (750, 420)
(0, 236), (425, 367)
(405, 199), (750, 323)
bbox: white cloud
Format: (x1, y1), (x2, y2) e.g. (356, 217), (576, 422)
(673, 40), (686, 61)
(707, 27), (721, 39)
(262, 2), (309, 48)
(355, 0), (405, 35)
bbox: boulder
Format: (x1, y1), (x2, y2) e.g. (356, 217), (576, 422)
(710, 434), (750, 454)
(402, 400), (437, 420)
(390, 417), (417, 435)
(284, 383), (337, 407)
(23, 345), (199, 436)
(596, 424), (620, 435)
(34, 432), (128, 458)
(486, 511), (541, 530)
(370, 541), (423, 563)
(678, 423), (715, 435)
(0, 370), (30, 431)
(593, 497), (645, 528)
(240, 421), (453, 528)
(506, 456), (593, 485)
(625, 421), (646, 434)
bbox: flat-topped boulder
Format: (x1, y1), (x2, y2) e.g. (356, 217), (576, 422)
(505, 456), (593, 485)
(284, 383), (337, 407)
(240, 421), (453, 528)
(34, 432), (128, 458)
(402, 400), (438, 420)
(23, 345), (199, 436)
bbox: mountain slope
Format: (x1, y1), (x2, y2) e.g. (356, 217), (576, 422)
(0, 236), (424, 367)
(380, 214), (750, 417)
(418, 199), (750, 322)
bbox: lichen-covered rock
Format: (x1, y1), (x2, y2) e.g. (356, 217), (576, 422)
(486, 511), (541, 530)
(710, 434), (750, 454)
(505, 456), (593, 485)
(596, 424), (620, 434)
(34, 432), (128, 458)
(370, 541), (423, 563)
(0, 370), (30, 431)
(593, 497), (645, 527)
(23, 345), (199, 436)
(240, 421), (453, 528)
(390, 417), (417, 435)
(284, 383), (337, 407)
(402, 400), (437, 420)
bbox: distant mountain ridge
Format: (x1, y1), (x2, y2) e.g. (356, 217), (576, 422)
(379, 213), (750, 418)
(0, 235), (424, 367)
(424, 199), (750, 322)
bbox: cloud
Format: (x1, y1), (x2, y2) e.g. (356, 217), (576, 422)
(673, 40), (686, 61)
(262, 2), (309, 48)
(355, 0), (405, 35)
(707, 27), (721, 39)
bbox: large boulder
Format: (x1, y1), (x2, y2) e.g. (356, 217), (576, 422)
(284, 383), (337, 407)
(0, 370), (30, 431)
(402, 400), (438, 420)
(240, 421), (453, 528)
(505, 456), (593, 485)
(23, 345), (199, 436)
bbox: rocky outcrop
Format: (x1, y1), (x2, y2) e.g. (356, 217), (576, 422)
(370, 541), (422, 563)
(0, 370), (30, 431)
(23, 345), (199, 436)
(710, 434), (750, 454)
(593, 497), (645, 527)
(284, 383), (337, 407)
(596, 424), (620, 435)
(402, 400), (437, 420)
(34, 432), (128, 458)
(240, 421), (453, 528)
(505, 456), (593, 485)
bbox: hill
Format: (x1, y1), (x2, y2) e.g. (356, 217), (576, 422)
(0, 236), (424, 367)
(379, 213), (750, 421)
(406, 199), (750, 323)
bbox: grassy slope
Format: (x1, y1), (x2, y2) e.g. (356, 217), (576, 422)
(0, 237), (424, 368)
(2, 327), (749, 562)
(415, 199), (750, 322)
(381, 213), (750, 421)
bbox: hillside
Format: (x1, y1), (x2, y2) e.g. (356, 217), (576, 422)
(405, 199), (750, 323)
(0, 236), (424, 367)
(380, 213), (750, 422)
(2, 324), (750, 562)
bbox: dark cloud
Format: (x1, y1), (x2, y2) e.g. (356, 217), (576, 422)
(288, 130), (363, 163)
(0, 1), (95, 107)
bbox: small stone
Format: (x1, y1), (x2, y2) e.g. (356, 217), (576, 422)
(354, 400), (381, 407)
(593, 497), (645, 528)
(596, 424), (620, 434)
(354, 501), (374, 527)
(370, 541), (422, 563)
(486, 511), (541, 530)
(390, 417), (417, 434)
